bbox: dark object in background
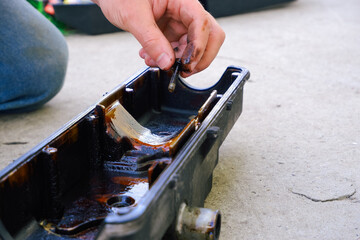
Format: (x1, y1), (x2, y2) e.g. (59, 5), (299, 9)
(51, 0), (294, 35)
(0, 66), (249, 239)
(53, 3), (119, 35)
(199, 0), (295, 17)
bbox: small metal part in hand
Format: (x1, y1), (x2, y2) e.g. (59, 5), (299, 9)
(168, 59), (182, 93)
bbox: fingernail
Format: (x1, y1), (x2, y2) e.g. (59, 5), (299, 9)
(148, 58), (156, 66)
(156, 53), (171, 70)
(140, 51), (147, 59)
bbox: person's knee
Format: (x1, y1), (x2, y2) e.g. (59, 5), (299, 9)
(28, 36), (69, 108)
(16, 10), (69, 110)
(0, 0), (68, 112)
(0, 37), (68, 113)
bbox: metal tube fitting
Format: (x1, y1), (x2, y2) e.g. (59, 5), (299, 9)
(176, 203), (221, 240)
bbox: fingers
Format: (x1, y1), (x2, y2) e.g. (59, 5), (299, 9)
(171, 35), (187, 59)
(139, 33), (187, 64)
(177, 0), (209, 73)
(182, 15), (225, 77)
(177, 0), (225, 77)
(97, 0), (175, 70)
(127, 3), (176, 70)
(96, 0), (225, 75)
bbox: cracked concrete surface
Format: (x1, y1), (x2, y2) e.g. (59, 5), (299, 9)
(0, 0), (360, 239)
(289, 175), (356, 202)
(291, 189), (356, 203)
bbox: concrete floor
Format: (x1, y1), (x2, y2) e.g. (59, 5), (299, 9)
(1, 0), (360, 239)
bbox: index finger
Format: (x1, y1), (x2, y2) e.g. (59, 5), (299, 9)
(177, 0), (211, 73)
(181, 15), (225, 78)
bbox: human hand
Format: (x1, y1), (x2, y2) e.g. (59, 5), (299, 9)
(93, 0), (225, 77)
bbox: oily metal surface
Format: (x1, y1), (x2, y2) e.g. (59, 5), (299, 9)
(0, 66), (249, 240)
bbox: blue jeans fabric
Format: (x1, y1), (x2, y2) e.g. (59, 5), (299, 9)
(0, 0), (68, 112)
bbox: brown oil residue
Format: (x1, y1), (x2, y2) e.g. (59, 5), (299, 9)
(105, 104), (122, 142)
(3, 159), (34, 187)
(47, 87), (216, 238)
(111, 176), (147, 185)
(120, 114), (196, 157)
(47, 173), (149, 237)
(105, 90), (217, 157)
(95, 194), (114, 205)
(0, 67), (224, 240)
(51, 124), (79, 148)
(167, 119), (196, 156)
(49, 89), (214, 236)
(124, 89), (215, 156)
(202, 19), (209, 31)
(105, 104), (116, 121)
(131, 140), (170, 153)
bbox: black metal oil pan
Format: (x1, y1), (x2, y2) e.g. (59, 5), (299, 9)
(0, 66), (249, 240)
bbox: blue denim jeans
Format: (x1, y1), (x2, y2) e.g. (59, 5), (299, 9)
(0, 0), (68, 112)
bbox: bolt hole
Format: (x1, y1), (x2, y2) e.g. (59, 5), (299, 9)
(107, 196), (135, 208)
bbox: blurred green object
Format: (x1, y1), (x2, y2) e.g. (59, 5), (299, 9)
(27, 0), (71, 35)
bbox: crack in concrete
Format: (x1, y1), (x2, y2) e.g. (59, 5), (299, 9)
(291, 189), (356, 203)
(3, 141), (28, 145)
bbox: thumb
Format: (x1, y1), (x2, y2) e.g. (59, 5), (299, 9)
(125, 5), (175, 70)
